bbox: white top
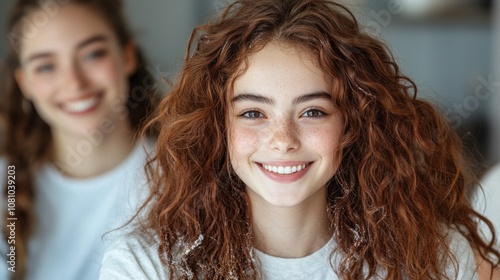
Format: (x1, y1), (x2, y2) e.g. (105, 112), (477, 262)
(99, 227), (478, 279)
(474, 164), (500, 249)
(0, 140), (154, 280)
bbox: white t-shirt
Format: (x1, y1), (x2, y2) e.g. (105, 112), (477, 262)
(98, 227), (479, 280)
(0, 140), (154, 280)
(474, 164), (500, 249)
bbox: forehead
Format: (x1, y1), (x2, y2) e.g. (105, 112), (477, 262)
(18, 3), (116, 60)
(232, 42), (330, 96)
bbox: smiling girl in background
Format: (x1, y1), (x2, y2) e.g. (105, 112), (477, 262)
(0, 0), (159, 279)
(100, 0), (499, 279)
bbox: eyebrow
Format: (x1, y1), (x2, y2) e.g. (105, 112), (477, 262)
(23, 35), (109, 64)
(231, 94), (274, 105)
(293, 91), (332, 104)
(231, 91), (332, 105)
(75, 35), (109, 49)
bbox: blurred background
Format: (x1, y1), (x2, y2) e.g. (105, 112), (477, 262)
(0, 0), (499, 169)
(346, 0), (499, 173)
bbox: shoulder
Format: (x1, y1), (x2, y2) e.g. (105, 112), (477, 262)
(119, 138), (155, 178)
(136, 137), (156, 161)
(445, 228), (479, 280)
(141, 137), (157, 153)
(473, 164), (500, 247)
(99, 226), (169, 280)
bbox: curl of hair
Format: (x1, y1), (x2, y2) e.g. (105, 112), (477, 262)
(142, 0), (499, 279)
(0, 0), (161, 278)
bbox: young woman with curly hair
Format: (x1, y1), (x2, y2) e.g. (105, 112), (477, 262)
(100, 0), (499, 279)
(0, 0), (160, 279)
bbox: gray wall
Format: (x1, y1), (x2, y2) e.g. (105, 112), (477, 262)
(492, 0), (500, 162)
(381, 23), (492, 107)
(123, 0), (213, 79)
(0, 0), (12, 61)
(360, 1), (495, 163)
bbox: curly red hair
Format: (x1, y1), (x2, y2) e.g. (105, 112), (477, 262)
(142, 0), (500, 279)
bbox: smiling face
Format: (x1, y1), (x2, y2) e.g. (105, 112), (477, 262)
(228, 42), (343, 209)
(15, 3), (136, 137)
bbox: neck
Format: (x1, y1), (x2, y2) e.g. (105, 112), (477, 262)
(51, 119), (135, 178)
(251, 188), (331, 258)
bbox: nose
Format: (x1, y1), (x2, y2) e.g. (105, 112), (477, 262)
(63, 61), (87, 91)
(268, 117), (300, 153)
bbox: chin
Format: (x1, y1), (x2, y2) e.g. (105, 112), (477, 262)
(260, 192), (307, 208)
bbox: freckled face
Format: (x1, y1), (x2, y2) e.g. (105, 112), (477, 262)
(228, 42), (343, 208)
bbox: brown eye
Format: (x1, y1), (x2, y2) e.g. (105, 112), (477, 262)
(240, 110), (265, 119)
(302, 109), (325, 118)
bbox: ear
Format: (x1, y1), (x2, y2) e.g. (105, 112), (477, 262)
(14, 68), (32, 100)
(123, 41), (138, 76)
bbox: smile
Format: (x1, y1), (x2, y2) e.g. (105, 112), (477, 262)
(257, 161), (313, 183)
(60, 93), (103, 114)
(262, 163), (309, 175)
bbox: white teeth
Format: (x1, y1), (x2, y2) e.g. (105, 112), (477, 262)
(63, 96), (99, 113)
(284, 166), (291, 174)
(262, 163), (308, 175)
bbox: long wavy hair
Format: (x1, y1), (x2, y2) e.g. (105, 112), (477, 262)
(0, 0), (160, 278)
(143, 0), (500, 279)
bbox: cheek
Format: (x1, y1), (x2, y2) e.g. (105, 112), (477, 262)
(26, 77), (57, 103)
(228, 124), (260, 167)
(87, 58), (124, 91)
(303, 124), (343, 162)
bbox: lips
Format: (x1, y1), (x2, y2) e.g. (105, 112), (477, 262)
(60, 93), (103, 114)
(257, 161), (313, 183)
